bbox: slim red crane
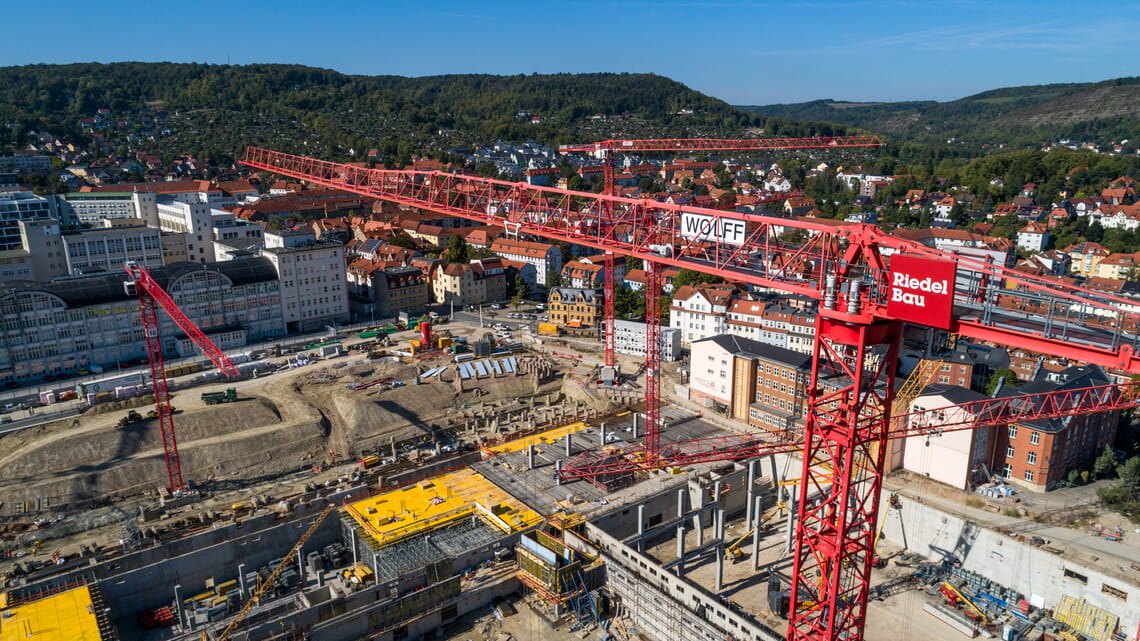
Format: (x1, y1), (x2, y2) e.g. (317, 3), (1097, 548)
(558, 135), (885, 374)
(240, 147), (1140, 641)
(124, 264), (240, 493)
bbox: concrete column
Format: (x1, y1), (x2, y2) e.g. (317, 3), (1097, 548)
(693, 486), (705, 547)
(677, 488), (686, 520)
(555, 460), (563, 485)
(527, 444), (535, 470)
(632, 413), (639, 438)
(746, 460), (757, 525)
(676, 525), (686, 577)
(715, 510), (726, 592)
(174, 584), (184, 631)
(565, 432), (572, 457)
(390, 436), (397, 459)
(785, 495), (796, 556)
(351, 528), (358, 567)
(769, 454), (781, 502)
(600, 422), (607, 445)
(712, 481), (722, 524)
(637, 504), (646, 553)
(298, 547), (305, 585)
(752, 496), (763, 572)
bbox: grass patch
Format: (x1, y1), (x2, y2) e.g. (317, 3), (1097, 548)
(965, 497), (984, 509)
(1002, 508), (1022, 518)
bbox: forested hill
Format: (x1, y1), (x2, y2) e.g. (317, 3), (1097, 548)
(0, 63), (861, 163)
(739, 77), (1140, 151)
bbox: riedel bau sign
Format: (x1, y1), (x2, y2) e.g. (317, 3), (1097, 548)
(887, 255), (956, 329)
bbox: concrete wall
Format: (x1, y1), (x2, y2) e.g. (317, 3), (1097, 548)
(13, 487), (364, 625)
(585, 522), (781, 641)
(880, 497), (1138, 635)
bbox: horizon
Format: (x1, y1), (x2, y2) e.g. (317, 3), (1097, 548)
(1, 1), (1137, 105)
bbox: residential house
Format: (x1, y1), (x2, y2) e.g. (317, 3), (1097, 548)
(431, 258), (507, 307)
(1016, 222), (1049, 253)
(901, 385), (992, 489)
(547, 287), (603, 328)
(490, 237), (562, 286)
(347, 261), (430, 321)
(1094, 252), (1140, 280)
(669, 283), (739, 347)
(1063, 241), (1110, 277)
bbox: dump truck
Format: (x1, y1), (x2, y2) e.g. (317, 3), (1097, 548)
(117, 410), (143, 428)
(201, 388), (238, 405)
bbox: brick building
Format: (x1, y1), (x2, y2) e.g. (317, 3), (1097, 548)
(992, 365), (1118, 491)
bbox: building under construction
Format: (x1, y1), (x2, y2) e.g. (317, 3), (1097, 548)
(2, 409), (1137, 641)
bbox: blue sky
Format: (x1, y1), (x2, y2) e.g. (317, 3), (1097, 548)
(2, 1), (1136, 105)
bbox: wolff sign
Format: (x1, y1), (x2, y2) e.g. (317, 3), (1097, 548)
(887, 255), (956, 329)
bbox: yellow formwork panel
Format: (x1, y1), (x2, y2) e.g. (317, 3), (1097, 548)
(345, 468), (542, 547)
(0, 586), (103, 641)
(487, 421), (592, 455)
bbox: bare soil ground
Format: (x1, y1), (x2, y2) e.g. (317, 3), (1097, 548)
(0, 349), (592, 512)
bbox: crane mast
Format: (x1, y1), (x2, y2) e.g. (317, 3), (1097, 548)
(125, 264), (240, 493)
(241, 146), (1140, 641)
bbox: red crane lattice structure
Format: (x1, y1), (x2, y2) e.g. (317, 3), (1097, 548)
(125, 264), (240, 493)
(558, 135), (885, 372)
(240, 146), (1140, 641)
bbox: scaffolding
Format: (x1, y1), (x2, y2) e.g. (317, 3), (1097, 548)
(515, 531), (601, 629)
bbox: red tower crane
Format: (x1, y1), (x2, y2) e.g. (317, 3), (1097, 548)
(240, 146), (1140, 641)
(124, 264), (240, 493)
(558, 135), (884, 373)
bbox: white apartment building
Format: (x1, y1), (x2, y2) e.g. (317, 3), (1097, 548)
(489, 237), (562, 286)
(64, 190), (159, 224)
(62, 220), (164, 274)
(0, 190), (72, 251)
(156, 200), (217, 263)
(901, 384), (991, 489)
(613, 319), (682, 362)
(260, 230), (349, 333)
(669, 284), (736, 347)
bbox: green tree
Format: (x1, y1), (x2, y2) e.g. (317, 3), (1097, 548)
(546, 269), (562, 288)
(387, 232), (419, 250)
(1094, 444), (1119, 478)
(671, 268), (723, 291)
(445, 233), (469, 264)
(511, 272), (530, 300)
(985, 367), (1020, 395)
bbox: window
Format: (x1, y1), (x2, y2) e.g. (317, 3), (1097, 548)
(1024, 470), (1034, 482)
(1001, 463), (1012, 477)
(1008, 425), (1017, 439)
(1027, 451), (1037, 465)
(1101, 583), (1127, 600)
(1063, 568), (1088, 584)
(1030, 431), (1040, 445)
(1006, 446), (1015, 458)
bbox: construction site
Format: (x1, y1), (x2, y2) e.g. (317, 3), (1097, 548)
(4, 141), (1140, 641)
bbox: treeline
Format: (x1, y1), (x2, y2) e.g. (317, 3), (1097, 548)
(740, 77), (1140, 160)
(0, 63), (869, 164)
